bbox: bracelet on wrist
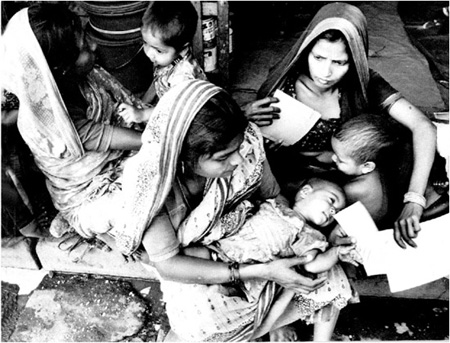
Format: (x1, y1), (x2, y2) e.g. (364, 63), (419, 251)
(403, 191), (426, 208)
(228, 262), (241, 285)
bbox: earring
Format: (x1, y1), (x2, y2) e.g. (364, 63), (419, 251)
(181, 161), (185, 174)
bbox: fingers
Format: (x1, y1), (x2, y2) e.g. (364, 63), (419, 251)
(332, 236), (355, 247)
(394, 219), (418, 248)
(253, 96), (279, 107)
(252, 114), (280, 126)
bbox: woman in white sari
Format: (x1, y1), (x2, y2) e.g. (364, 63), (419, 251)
(1, 4), (144, 238)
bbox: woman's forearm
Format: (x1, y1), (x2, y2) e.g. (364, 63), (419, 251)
(154, 254), (266, 284)
(408, 118), (437, 195)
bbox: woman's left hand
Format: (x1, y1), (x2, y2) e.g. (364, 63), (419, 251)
(393, 202), (423, 249)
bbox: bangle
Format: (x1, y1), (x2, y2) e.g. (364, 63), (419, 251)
(228, 262), (241, 285)
(403, 192), (426, 208)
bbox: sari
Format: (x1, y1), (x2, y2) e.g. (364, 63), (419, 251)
(113, 79), (312, 341)
(1, 8), (144, 237)
(258, 2), (401, 131)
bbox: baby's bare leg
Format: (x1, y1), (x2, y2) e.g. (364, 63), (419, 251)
(313, 309), (340, 341)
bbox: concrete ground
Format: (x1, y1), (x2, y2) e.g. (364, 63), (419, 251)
(1, 1), (449, 342)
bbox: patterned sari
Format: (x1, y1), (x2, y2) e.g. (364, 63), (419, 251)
(113, 80), (311, 341)
(1, 8), (144, 237)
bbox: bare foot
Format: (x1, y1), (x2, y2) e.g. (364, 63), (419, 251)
(269, 325), (298, 341)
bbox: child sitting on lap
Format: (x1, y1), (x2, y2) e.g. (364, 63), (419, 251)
(118, 1), (207, 124)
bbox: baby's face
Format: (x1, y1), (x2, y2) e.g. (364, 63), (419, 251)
(294, 184), (346, 227)
(331, 137), (361, 176)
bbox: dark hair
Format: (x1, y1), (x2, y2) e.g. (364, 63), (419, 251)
(142, 1), (198, 51)
(333, 113), (399, 167)
(28, 3), (81, 73)
(317, 29), (348, 46)
(181, 92), (248, 168)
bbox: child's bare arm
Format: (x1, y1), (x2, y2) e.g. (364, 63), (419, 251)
(303, 247), (339, 274)
(142, 82), (157, 105)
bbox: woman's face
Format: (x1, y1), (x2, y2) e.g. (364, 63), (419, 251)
(72, 30), (97, 76)
(307, 38), (350, 90)
(142, 28), (179, 68)
(193, 133), (245, 179)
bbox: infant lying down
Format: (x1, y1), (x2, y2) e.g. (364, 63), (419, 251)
(212, 178), (361, 324)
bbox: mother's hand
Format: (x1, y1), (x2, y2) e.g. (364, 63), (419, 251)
(393, 202), (423, 249)
(265, 256), (327, 294)
(244, 97), (280, 127)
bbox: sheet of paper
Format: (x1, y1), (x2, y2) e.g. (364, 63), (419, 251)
(333, 201), (388, 276)
(336, 205), (450, 292)
(378, 214), (450, 292)
(259, 89), (321, 146)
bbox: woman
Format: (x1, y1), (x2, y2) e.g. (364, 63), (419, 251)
(1, 3), (143, 238)
(109, 79), (355, 341)
(247, 2), (437, 249)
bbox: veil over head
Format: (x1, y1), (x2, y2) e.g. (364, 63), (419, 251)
(258, 2), (369, 105)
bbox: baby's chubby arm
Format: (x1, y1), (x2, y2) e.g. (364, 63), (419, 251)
(302, 247), (340, 274)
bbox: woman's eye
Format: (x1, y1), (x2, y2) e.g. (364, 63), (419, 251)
(334, 60), (348, 66)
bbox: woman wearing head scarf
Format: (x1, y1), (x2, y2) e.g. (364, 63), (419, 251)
(109, 79), (356, 341)
(1, 3), (144, 238)
(247, 2), (437, 249)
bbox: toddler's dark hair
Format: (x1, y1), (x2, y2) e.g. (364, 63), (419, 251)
(333, 113), (399, 167)
(142, 1), (198, 51)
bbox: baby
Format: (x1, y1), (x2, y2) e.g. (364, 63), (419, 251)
(186, 177), (359, 340)
(118, 1), (207, 124)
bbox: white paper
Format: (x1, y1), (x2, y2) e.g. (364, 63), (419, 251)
(333, 202), (387, 276)
(335, 204), (450, 292)
(379, 214), (450, 292)
(259, 89), (321, 146)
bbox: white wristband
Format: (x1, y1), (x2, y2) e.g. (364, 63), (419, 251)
(403, 192), (426, 208)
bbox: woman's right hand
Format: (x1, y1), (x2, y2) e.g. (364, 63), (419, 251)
(244, 97), (280, 127)
(264, 256), (327, 294)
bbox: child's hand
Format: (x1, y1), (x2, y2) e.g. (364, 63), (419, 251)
(328, 224), (355, 247)
(338, 244), (363, 266)
(117, 103), (145, 124)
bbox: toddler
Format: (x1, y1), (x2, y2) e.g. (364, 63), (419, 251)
(118, 1), (207, 124)
(331, 113), (409, 227)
